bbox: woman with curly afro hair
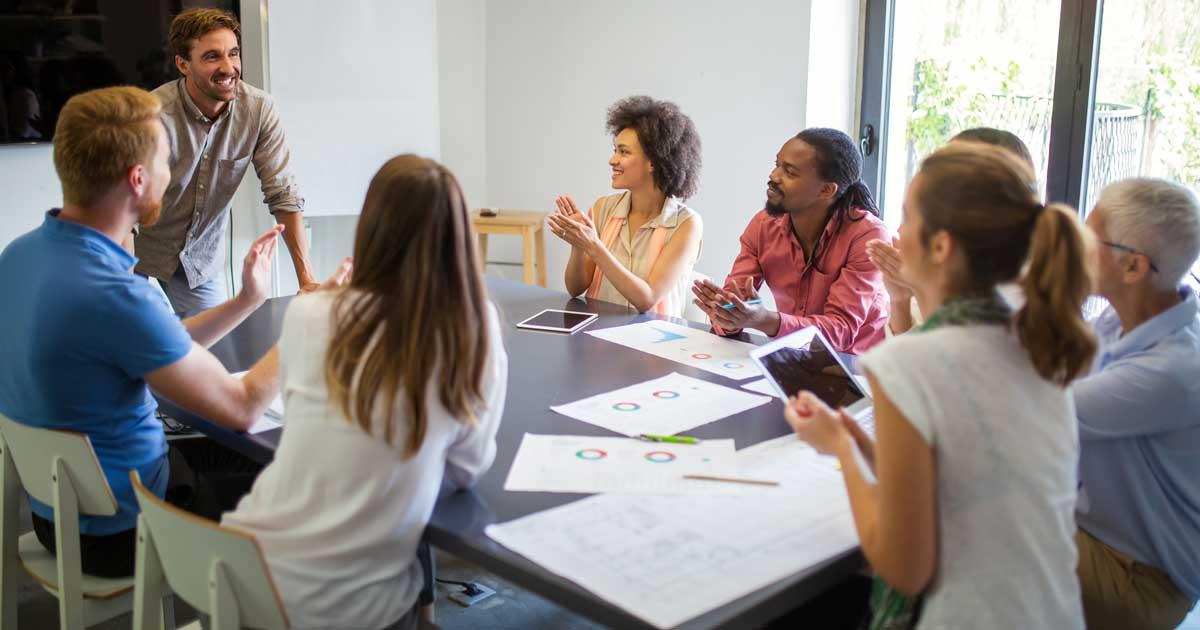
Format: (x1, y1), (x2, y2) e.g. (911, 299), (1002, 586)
(547, 95), (703, 316)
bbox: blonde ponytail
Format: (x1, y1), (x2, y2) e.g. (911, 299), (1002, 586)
(1015, 204), (1097, 385)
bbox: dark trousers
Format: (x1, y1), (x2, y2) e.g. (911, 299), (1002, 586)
(31, 437), (261, 578)
(766, 574), (872, 630)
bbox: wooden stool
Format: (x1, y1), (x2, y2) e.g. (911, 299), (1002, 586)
(472, 210), (548, 287)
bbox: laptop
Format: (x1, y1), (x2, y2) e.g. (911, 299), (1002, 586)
(749, 326), (875, 436)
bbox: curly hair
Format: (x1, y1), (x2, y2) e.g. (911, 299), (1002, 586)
(605, 96), (702, 199)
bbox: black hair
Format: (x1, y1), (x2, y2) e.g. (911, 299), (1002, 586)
(794, 128), (879, 219)
(606, 95), (702, 199)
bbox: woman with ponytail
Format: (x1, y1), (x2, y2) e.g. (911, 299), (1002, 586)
(692, 128), (890, 353)
(784, 142), (1095, 629)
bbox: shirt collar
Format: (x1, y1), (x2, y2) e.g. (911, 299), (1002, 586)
(646, 196), (687, 228)
(774, 206), (859, 254)
(611, 192), (687, 229)
(609, 190), (632, 219)
(177, 78), (233, 124)
(43, 209), (138, 272)
(1097, 286), (1199, 361)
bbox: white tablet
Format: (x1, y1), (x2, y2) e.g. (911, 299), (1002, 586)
(749, 325), (872, 417)
(515, 309), (598, 334)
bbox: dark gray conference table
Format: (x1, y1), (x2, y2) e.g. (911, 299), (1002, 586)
(156, 277), (864, 629)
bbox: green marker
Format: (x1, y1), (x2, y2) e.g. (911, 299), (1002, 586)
(638, 433), (699, 444)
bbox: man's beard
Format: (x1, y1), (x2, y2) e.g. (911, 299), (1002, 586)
(765, 197), (787, 216)
(137, 196), (163, 227)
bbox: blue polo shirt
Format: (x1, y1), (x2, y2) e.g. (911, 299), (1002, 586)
(0, 210), (193, 535)
(1076, 287), (1200, 602)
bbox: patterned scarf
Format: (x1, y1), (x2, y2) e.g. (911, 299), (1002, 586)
(866, 291), (1010, 630)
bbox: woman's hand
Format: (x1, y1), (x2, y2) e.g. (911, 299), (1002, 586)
(784, 391), (853, 456)
(318, 256), (354, 290)
(553, 194), (583, 217)
(867, 237), (913, 304)
(547, 195), (603, 256)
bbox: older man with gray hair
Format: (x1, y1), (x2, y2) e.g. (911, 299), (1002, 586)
(1076, 177), (1200, 630)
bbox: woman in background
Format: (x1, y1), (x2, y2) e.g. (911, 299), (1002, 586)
(549, 95), (703, 316)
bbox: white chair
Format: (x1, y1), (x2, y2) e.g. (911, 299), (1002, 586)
(130, 470), (288, 630)
(0, 412), (165, 630)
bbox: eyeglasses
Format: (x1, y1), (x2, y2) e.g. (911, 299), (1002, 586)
(1100, 240), (1160, 273)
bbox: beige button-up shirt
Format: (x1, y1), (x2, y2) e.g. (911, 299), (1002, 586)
(589, 191), (699, 317)
(135, 79), (303, 287)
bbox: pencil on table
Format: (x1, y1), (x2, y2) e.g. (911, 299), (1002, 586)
(682, 474), (780, 487)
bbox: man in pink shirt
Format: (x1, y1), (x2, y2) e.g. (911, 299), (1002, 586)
(692, 128), (889, 354)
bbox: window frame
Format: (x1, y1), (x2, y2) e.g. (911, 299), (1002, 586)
(859, 0), (1106, 215)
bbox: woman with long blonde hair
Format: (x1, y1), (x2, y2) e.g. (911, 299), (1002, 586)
(223, 155), (507, 630)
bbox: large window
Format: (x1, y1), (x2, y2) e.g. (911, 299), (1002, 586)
(873, 0), (1061, 231)
(1087, 0), (1200, 289)
(862, 0), (1200, 288)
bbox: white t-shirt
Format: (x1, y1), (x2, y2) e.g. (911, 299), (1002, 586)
(859, 325), (1083, 630)
(222, 291), (507, 629)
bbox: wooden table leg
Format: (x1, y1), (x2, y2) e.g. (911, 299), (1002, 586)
(477, 233), (489, 266)
(534, 226), (547, 287)
(521, 227), (536, 285)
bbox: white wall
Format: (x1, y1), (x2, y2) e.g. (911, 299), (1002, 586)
(436, 0), (488, 206)
(4, 1), (864, 303)
(268, 0), (441, 216)
(485, 0), (812, 288)
(233, 0), (442, 294)
(806, 2), (863, 132)
(438, 0), (862, 291)
(0, 145), (59, 249)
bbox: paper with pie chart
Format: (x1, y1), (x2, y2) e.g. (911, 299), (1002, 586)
(550, 372), (771, 437)
(503, 434), (740, 495)
(587, 321), (760, 380)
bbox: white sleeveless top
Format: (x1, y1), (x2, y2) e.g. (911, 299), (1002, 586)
(859, 325), (1083, 630)
(587, 191), (699, 317)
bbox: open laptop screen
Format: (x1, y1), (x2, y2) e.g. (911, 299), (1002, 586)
(755, 328), (866, 409)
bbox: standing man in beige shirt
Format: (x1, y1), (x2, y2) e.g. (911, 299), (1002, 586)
(135, 8), (318, 313)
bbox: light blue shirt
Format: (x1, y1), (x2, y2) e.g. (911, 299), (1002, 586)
(1075, 286), (1200, 602)
(0, 211), (193, 535)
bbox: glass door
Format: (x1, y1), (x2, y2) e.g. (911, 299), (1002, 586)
(1083, 0), (1200, 292)
(870, 0), (1064, 231)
